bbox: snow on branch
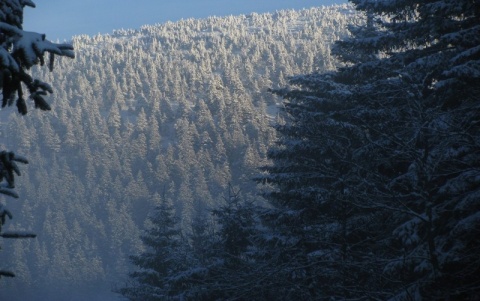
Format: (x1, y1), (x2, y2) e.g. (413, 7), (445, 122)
(1, 5), (75, 115)
(0, 186), (19, 198)
(0, 151), (28, 191)
(1, 232), (37, 238)
(0, 151), (29, 201)
(20, 0), (35, 8)
(14, 31), (75, 69)
(0, 270), (15, 278)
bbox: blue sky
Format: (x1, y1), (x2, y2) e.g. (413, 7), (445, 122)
(24, 0), (346, 41)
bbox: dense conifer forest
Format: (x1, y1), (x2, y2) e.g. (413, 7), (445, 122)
(0, 5), (354, 300)
(4, 0), (477, 299)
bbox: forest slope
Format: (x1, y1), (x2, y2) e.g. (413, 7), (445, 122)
(0, 4), (355, 300)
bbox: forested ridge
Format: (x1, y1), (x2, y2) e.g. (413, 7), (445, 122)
(116, 0), (479, 298)
(0, 5), (354, 300)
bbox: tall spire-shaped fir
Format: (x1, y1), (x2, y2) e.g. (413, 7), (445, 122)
(259, 0), (480, 299)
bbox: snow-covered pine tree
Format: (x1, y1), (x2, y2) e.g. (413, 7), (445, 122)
(0, 0), (74, 114)
(202, 186), (259, 299)
(122, 186), (261, 301)
(342, 1), (480, 299)
(181, 186), (261, 301)
(0, 0), (74, 279)
(260, 0), (480, 299)
(255, 9), (391, 301)
(259, 67), (390, 300)
(120, 197), (189, 301)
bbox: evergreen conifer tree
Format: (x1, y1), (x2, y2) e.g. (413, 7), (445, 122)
(120, 197), (188, 300)
(0, 0), (74, 279)
(260, 0), (480, 299)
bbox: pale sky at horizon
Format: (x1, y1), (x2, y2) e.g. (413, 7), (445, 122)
(24, 0), (347, 41)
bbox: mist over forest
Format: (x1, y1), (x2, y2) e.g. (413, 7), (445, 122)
(0, 5), (354, 300)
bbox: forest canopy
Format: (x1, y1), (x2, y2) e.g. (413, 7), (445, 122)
(0, 5), (354, 300)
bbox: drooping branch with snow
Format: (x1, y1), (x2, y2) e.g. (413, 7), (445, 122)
(0, 0), (74, 280)
(0, 0), (74, 115)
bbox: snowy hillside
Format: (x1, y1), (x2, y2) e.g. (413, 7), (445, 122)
(0, 4), (355, 300)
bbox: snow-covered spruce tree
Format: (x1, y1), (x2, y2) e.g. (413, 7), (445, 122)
(120, 197), (190, 301)
(254, 11), (391, 301)
(199, 186), (259, 300)
(122, 187), (260, 301)
(343, 0), (480, 299)
(260, 0), (480, 300)
(258, 68), (392, 300)
(187, 187), (259, 301)
(0, 0), (74, 279)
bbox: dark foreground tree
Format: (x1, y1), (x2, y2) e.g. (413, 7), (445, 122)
(258, 0), (480, 300)
(0, 0), (74, 279)
(120, 186), (261, 301)
(119, 196), (189, 300)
